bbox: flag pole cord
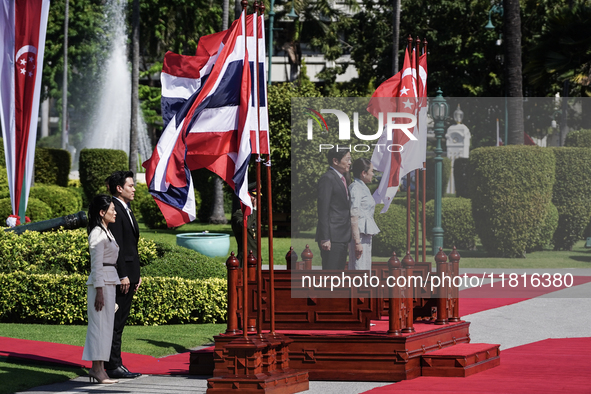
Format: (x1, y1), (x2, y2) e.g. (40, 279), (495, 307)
(241, 0), (249, 339)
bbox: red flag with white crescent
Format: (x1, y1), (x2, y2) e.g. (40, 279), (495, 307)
(0, 0), (50, 219)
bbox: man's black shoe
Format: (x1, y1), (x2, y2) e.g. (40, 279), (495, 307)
(106, 366), (141, 379)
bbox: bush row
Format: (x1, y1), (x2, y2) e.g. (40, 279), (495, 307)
(0, 228), (226, 281)
(79, 148), (128, 204)
(0, 272), (227, 325)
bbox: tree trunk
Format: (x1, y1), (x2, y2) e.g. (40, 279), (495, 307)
(210, 176), (228, 224)
(504, 0), (524, 145)
(129, 0), (140, 176)
(392, 0), (400, 74)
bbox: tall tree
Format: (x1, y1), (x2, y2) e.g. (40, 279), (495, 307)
(504, 0), (524, 145)
(130, 0), (140, 176)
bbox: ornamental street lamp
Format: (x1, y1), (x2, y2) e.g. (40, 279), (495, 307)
(430, 89), (448, 255)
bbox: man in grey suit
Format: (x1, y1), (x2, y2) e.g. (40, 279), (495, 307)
(315, 148), (352, 270)
(105, 171), (142, 379)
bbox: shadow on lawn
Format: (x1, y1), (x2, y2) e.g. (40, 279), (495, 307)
(137, 339), (190, 354)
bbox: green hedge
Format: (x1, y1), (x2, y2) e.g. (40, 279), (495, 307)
(453, 157), (471, 198)
(137, 183), (202, 229)
(526, 202), (559, 252)
(425, 197), (477, 250)
(34, 148), (71, 187)
(0, 197), (53, 222)
(0, 272), (226, 325)
(30, 184), (82, 217)
(373, 203), (414, 257)
(469, 146), (555, 257)
(564, 129), (591, 148)
(0, 228), (157, 275)
(142, 241), (227, 280)
(79, 149), (128, 203)
(551, 148), (591, 250)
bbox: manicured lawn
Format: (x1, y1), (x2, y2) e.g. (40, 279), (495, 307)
(0, 323), (226, 358)
(0, 323), (226, 394)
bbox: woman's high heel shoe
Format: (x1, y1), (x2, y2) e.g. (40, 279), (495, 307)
(88, 370), (118, 384)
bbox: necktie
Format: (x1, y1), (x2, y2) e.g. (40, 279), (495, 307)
(341, 176), (348, 198)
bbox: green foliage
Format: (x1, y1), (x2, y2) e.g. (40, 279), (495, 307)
(425, 197), (477, 250)
(565, 129), (591, 148)
(0, 228), (158, 275)
(453, 157), (471, 198)
(141, 241), (226, 280)
(29, 184), (82, 217)
(426, 156), (452, 201)
(139, 193), (168, 229)
(0, 272), (227, 325)
(0, 167), (8, 199)
(34, 148), (71, 187)
(267, 82), (322, 222)
(469, 146), (555, 257)
(551, 148), (591, 250)
(527, 202), (559, 252)
(78, 149), (128, 203)
(0, 198), (53, 223)
(373, 203), (413, 257)
(0, 138), (4, 167)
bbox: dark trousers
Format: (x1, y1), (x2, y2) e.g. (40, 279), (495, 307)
(319, 241), (348, 270)
(105, 283), (136, 370)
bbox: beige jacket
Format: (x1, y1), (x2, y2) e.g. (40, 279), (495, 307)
(87, 226), (121, 288)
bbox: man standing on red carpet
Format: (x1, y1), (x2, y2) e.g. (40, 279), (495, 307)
(105, 171), (142, 379)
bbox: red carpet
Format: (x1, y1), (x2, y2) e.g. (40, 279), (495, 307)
(362, 337), (591, 393)
(0, 337), (190, 375)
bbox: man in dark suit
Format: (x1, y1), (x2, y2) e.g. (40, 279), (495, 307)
(315, 148), (352, 270)
(105, 171), (142, 379)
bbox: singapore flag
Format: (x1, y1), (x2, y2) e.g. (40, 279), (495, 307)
(0, 0), (50, 220)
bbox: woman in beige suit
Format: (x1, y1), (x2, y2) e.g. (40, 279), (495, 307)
(82, 195), (120, 384)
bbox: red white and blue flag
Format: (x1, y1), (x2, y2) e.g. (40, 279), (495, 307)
(144, 11), (258, 227)
(0, 0), (50, 221)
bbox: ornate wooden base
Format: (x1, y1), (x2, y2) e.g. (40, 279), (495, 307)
(193, 320), (502, 383)
(206, 334), (309, 394)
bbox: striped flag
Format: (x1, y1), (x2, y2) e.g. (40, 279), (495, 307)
(0, 0), (50, 221)
(143, 11), (253, 227)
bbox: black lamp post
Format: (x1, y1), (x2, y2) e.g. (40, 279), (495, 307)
(430, 88), (449, 255)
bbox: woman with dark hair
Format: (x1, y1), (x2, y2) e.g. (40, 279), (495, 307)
(349, 158), (380, 270)
(82, 194), (120, 384)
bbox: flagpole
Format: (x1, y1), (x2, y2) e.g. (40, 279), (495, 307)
(422, 39), (428, 264)
(240, 3), (249, 339)
(406, 35), (412, 255)
(258, 3), (276, 335)
(253, 2), (264, 338)
(414, 37), (421, 263)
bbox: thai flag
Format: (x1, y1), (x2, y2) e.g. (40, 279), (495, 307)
(0, 0), (50, 221)
(143, 11), (253, 227)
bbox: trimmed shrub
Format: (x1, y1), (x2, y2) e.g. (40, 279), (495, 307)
(564, 129), (591, 148)
(425, 197), (477, 250)
(426, 156), (452, 201)
(130, 182), (150, 221)
(0, 228), (158, 275)
(469, 146), (555, 257)
(141, 241), (227, 280)
(68, 179), (88, 208)
(0, 197), (53, 222)
(79, 148), (128, 203)
(139, 192), (168, 229)
(373, 203), (414, 257)
(30, 184), (82, 217)
(551, 148), (591, 250)
(34, 148), (71, 186)
(526, 202), (559, 252)
(0, 272), (226, 325)
(453, 157), (471, 198)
